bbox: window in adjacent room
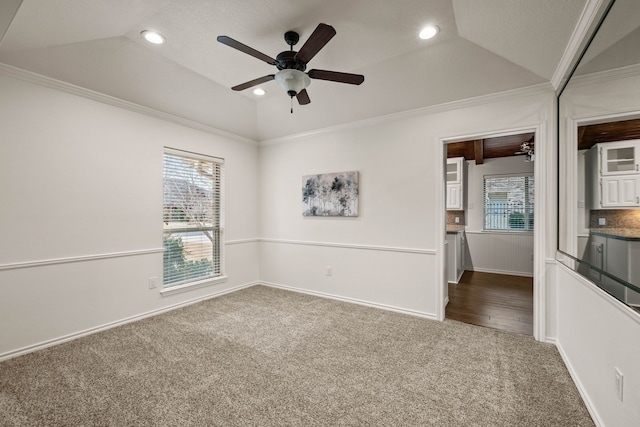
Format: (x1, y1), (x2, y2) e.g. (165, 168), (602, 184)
(483, 174), (534, 231)
(163, 148), (224, 289)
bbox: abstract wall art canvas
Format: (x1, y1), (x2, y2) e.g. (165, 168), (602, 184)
(302, 171), (359, 217)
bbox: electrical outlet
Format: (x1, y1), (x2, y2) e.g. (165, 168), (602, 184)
(455, 217), (460, 224)
(326, 266), (332, 276)
(148, 277), (157, 289)
(615, 368), (624, 402)
(598, 217), (606, 226)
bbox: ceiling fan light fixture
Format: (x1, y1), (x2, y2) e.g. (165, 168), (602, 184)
(253, 88), (266, 96)
(141, 30), (165, 45)
(419, 25), (439, 40)
(274, 69), (310, 97)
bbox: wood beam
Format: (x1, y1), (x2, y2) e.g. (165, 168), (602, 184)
(473, 139), (484, 164)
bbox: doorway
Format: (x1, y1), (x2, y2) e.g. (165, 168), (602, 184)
(443, 131), (536, 335)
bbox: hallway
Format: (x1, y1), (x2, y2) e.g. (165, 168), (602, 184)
(446, 271), (533, 335)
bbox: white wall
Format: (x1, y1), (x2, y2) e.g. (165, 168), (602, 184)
(463, 156), (535, 276)
(556, 264), (640, 426)
(0, 73), (260, 358)
(258, 88), (555, 319)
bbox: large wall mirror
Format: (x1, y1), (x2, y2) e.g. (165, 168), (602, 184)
(558, 0), (640, 312)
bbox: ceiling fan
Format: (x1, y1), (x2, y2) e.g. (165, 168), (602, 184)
(217, 23), (365, 110)
(515, 140), (535, 162)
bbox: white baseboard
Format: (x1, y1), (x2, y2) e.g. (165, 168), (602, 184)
(444, 296), (450, 307)
(555, 340), (603, 427)
(259, 281), (437, 320)
(0, 281), (259, 362)
(466, 267), (534, 278)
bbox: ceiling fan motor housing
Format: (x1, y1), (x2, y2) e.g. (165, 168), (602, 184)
(276, 50), (306, 71)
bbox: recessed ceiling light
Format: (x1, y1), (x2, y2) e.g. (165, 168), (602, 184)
(419, 25), (439, 40)
(253, 88), (266, 96)
(141, 30), (165, 45)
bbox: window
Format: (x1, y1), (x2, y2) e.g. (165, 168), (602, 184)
(163, 149), (224, 288)
(483, 174), (534, 231)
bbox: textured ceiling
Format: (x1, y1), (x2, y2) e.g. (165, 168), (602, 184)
(0, 0), (589, 141)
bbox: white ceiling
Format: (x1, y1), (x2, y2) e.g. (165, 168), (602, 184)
(0, 0), (589, 141)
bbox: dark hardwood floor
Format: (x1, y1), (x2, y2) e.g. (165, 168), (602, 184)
(446, 270), (533, 335)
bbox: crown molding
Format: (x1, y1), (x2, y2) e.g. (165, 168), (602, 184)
(0, 62), (258, 146)
(563, 62), (640, 90)
(259, 82), (553, 146)
(551, 0), (611, 91)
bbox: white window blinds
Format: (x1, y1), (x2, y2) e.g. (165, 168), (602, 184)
(163, 149), (224, 287)
(483, 174), (534, 231)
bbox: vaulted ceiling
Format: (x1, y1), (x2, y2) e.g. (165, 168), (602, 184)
(0, 0), (589, 141)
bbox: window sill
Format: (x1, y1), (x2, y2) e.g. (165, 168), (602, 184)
(160, 275), (228, 296)
(479, 230), (534, 235)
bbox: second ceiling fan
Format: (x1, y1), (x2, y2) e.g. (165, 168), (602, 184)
(217, 23), (365, 108)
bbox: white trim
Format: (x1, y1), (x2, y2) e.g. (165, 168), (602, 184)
(564, 62), (640, 91)
(532, 121), (549, 342)
(551, 0), (611, 90)
(464, 230), (534, 236)
(437, 135), (447, 321)
(259, 281), (437, 320)
(164, 147), (224, 164)
(0, 281), (259, 362)
(0, 62), (258, 146)
(0, 248), (164, 272)
(160, 275), (228, 296)
(258, 238), (436, 255)
(225, 238), (259, 246)
(555, 340), (604, 427)
(259, 83), (552, 146)
(465, 267), (534, 278)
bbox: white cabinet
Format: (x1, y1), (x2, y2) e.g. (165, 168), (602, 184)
(446, 157), (464, 210)
(446, 185), (462, 210)
(586, 140), (640, 208)
(600, 142), (639, 175)
(446, 231), (465, 283)
(601, 176), (640, 207)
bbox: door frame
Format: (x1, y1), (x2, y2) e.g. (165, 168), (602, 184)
(436, 124), (547, 341)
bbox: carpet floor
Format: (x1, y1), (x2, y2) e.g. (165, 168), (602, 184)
(0, 285), (593, 426)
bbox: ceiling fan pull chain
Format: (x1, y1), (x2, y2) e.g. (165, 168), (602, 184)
(291, 97), (294, 114)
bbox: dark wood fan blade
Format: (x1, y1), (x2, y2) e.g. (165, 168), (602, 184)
(295, 23), (336, 63)
(231, 75), (275, 91)
(217, 36), (277, 65)
(308, 69), (364, 85)
(296, 89), (311, 105)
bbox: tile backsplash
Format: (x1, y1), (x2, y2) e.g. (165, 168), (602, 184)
(447, 210), (465, 225)
(590, 209), (640, 229)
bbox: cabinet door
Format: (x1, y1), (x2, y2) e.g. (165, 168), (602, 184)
(446, 184), (461, 210)
(601, 176), (640, 207)
(446, 157), (463, 184)
(456, 233), (465, 279)
(588, 235), (606, 283)
(600, 143), (639, 176)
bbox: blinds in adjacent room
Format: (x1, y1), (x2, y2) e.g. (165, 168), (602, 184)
(163, 149), (224, 287)
(483, 174), (534, 231)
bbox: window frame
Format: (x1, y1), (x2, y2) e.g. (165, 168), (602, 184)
(483, 173), (534, 233)
(162, 148), (226, 295)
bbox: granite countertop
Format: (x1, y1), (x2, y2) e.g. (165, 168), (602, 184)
(446, 225), (465, 233)
(591, 228), (640, 241)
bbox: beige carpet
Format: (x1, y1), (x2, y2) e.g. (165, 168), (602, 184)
(0, 285), (593, 426)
